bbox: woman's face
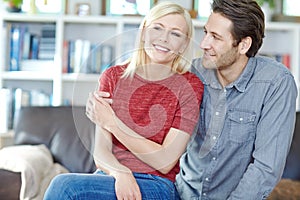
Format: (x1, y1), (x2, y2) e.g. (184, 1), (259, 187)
(143, 14), (188, 67)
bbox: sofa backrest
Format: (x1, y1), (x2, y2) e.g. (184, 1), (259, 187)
(282, 111), (300, 180)
(13, 106), (96, 173)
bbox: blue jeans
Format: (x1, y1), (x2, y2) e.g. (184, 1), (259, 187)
(44, 170), (180, 200)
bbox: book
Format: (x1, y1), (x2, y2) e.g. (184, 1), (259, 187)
(0, 89), (13, 133)
(9, 25), (22, 71)
(100, 45), (113, 73)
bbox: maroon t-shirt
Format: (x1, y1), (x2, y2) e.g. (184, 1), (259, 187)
(98, 64), (203, 181)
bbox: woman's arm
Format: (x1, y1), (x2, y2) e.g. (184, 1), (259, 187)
(88, 92), (191, 174)
(93, 125), (142, 200)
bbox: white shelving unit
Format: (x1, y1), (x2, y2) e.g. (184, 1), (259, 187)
(0, 12), (300, 108)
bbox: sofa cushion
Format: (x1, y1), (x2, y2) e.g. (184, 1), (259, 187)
(13, 106), (96, 173)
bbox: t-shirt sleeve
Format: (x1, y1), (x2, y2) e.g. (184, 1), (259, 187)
(172, 73), (204, 135)
(97, 66), (124, 96)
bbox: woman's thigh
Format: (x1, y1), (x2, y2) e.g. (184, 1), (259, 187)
(44, 172), (179, 200)
(44, 172), (117, 200)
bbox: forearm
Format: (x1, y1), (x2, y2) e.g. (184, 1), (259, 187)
(108, 117), (190, 174)
(93, 126), (131, 176)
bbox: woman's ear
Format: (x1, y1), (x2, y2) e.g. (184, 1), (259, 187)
(141, 28), (146, 42)
(239, 36), (252, 55)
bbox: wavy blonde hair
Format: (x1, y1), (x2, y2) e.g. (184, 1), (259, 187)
(122, 1), (194, 78)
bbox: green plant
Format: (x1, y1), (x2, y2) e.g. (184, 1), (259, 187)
(3, 0), (23, 8)
(256, 0), (275, 9)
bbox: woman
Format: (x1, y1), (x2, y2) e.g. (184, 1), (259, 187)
(44, 2), (203, 199)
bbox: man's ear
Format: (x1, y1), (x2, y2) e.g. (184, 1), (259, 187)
(239, 36), (252, 54)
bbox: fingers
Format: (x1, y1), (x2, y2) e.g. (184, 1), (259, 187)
(94, 91), (113, 104)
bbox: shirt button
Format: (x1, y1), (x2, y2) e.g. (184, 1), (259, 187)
(203, 193), (207, 196)
(239, 117), (243, 121)
(215, 112), (219, 116)
(212, 157), (216, 160)
(212, 136), (217, 140)
(205, 177), (209, 181)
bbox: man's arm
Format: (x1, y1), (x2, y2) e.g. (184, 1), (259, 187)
(228, 73), (297, 199)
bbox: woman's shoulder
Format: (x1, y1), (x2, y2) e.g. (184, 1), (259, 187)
(103, 64), (128, 75)
(181, 71), (203, 84)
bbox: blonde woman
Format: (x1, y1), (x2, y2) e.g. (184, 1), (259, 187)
(44, 2), (203, 199)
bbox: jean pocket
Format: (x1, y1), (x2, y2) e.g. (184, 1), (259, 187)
(228, 110), (256, 143)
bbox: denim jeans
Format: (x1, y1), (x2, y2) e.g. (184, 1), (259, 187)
(44, 170), (180, 200)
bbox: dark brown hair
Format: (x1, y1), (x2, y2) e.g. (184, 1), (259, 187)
(212, 0), (265, 57)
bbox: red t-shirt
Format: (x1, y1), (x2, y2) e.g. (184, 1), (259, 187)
(98, 64), (203, 181)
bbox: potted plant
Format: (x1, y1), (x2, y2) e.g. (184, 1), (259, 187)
(256, 0), (276, 21)
(256, 0), (275, 9)
(3, 0), (23, 12)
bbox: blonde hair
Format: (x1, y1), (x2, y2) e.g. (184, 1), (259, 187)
(122, 1), (194, 78)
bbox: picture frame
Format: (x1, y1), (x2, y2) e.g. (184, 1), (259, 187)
(272, 0), (300, 22)
(282, 0), (300, 17)
(193, 0), (212, 20)
(103, 0), (157, 16)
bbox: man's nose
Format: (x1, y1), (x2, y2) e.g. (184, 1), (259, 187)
(200, 34), (211, 49)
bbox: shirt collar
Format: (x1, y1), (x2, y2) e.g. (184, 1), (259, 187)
(194, 57), (256, 93)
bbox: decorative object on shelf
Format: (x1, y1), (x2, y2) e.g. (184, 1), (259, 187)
(22, 0), (65, 14)
(104, 0), (157, 16)
(76, 3), (90, 16)
(67, 0), (100, 15)
(3, 0), (23, 12)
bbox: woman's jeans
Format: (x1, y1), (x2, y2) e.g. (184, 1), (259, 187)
(44, 170), (180, 199)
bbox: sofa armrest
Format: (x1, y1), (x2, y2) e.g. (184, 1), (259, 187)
(0, 169), (21, 200)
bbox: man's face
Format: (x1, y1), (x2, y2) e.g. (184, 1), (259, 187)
(200, 12), (240, 70)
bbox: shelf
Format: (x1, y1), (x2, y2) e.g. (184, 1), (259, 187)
(1, 71), (55, 81)
(62, 73), (99, 82)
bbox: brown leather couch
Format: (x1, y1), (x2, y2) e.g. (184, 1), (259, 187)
(0, 107), (299, 199)
(0, 106), (96, 200)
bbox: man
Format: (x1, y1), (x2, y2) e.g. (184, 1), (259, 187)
(175, 0), (298, 199)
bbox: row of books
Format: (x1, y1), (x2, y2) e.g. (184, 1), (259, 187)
(0, 88), (51, 133)
(62, 39), (114, 74)
(260, 53), (291, 69)
(7, 23), (56, 72)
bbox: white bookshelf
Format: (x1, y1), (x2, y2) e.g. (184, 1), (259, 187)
(0, 12), (300, 108)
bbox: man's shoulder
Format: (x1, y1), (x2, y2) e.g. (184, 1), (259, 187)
(250, 56), (294, 84)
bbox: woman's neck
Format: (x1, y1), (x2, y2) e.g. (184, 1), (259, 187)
(135, 64), (175, 81)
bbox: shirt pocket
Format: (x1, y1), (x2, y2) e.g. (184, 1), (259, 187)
(228, 110), (256, 143)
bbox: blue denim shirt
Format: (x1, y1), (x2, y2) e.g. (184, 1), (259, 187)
(175, 56), (298, 200)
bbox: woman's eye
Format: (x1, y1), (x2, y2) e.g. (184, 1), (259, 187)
(153, 26), (162, 31)
(171, 32), (182, 38)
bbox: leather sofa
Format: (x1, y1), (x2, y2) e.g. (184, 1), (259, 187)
(0, 106), (299, 199)
(0, 106), (96, 200)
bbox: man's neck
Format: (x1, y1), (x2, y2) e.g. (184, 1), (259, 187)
(217, 57), (249, 87)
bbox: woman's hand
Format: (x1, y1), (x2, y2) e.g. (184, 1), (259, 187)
(86, 91), (115, 130)
(113, 172), (142, 200)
